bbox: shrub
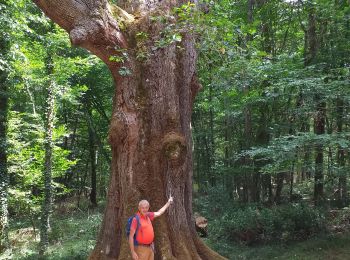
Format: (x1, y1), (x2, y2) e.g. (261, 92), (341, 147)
(205, 202), (326, 244)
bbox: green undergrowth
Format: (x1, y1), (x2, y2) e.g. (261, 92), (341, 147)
(194, 187), (350, 259)
(1, 199), (105, 260)
(3, 196), (350, 259)
(205, 233), (350, 260)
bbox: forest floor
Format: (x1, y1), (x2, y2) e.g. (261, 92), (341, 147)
(205, 233), (350, 260)
(2, 199), (350, 260)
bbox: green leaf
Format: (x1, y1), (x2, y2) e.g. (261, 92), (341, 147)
(118, 67), (132, 76)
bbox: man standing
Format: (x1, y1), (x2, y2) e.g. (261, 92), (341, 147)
(129, 196), (173, 260)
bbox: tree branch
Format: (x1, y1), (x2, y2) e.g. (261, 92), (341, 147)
(32, 0), (127, 63)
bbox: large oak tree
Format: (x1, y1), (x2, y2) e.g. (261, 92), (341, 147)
(32, 0), (226, 259)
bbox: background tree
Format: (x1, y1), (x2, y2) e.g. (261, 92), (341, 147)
(0, 0), (11, 252)
(194, 0), (350, 206)
(39, 47), (56, 254)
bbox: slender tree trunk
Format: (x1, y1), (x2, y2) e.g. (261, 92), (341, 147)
(255, 102), (270, 203)
(336, 98), (347, 206)
(63, 113), (79, 186)
(207, 68), (215, 187)
(0, 105), (9, 253)
(86, 105), (98, 207)
(259, 2), (273, 55)
(275, 172), (285, 204)
(314, 94), (326, 206)
(223, 100), (233, 198)
(39, 21), (58, 253)
(0, 29), (10, 253)
(303, 4), (324, 206)
(267, 175), (273, 203)
(203, 133), (211, 188)
(298, 90), (311, 181)
(192, 109), (204, 193)
(192, 108), (206, 193)
(248, 0), (254, 23)
(305, 5), (317, 65)
(208, 84), (216, 187)
(247, 0), (254, 43)
(289, 163), (295, 202)
(243, 84), (253, 203)
(39, 79), (55, 254)
(33, 1), (226, 259)
(0, 1), (12, 251)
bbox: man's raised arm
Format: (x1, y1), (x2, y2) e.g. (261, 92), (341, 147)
(154, 196), (173, 218)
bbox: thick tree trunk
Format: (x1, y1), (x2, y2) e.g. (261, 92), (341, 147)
(33, 1), (225, 259)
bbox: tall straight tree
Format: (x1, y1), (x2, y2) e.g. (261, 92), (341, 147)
(0, 65), (9, 252)
(304, 3), (325, 206)
(32, 0), (225, 259)
(336, 97), (347, 206)
(39, 52), (56, 254)
(313, 95), (326, 206)
(86, 102), (97, 207)
(0, 0), (11, 251)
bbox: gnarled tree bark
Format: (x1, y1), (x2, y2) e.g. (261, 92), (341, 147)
(32, 0), (226, 259)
